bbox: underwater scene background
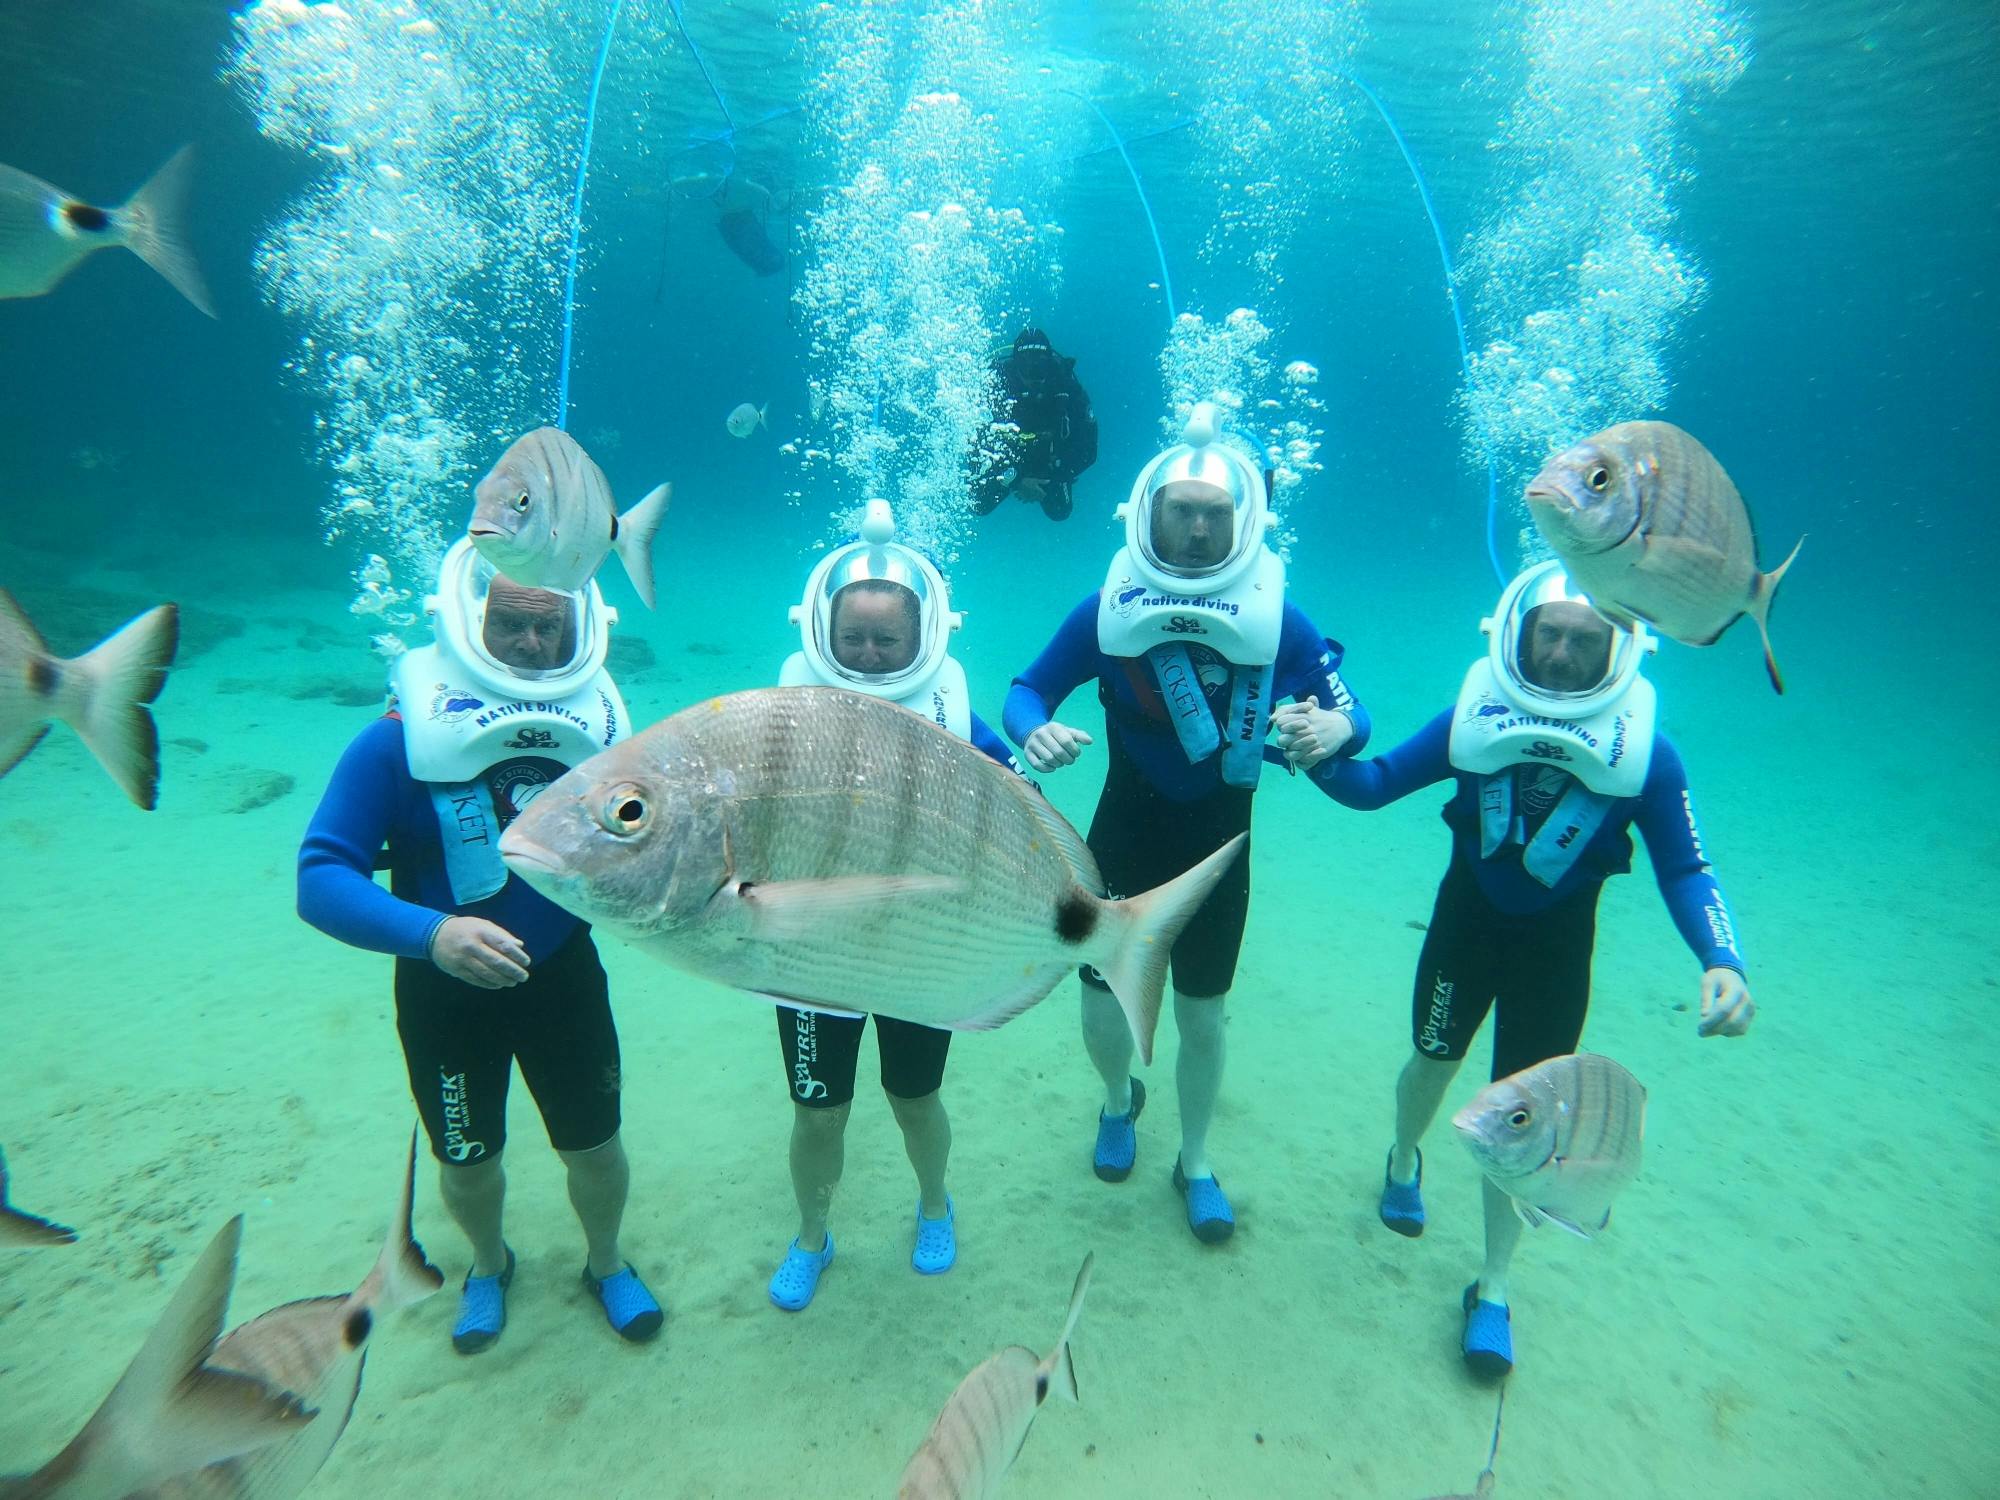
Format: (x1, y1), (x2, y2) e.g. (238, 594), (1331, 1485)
(1, 1), (1994, 1496)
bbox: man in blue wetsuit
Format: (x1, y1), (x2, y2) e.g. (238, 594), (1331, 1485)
(1004, 402), (1369, 1243)
(764, 501), (1026, 1312)
(1293, 560), (1756, 1377)
(298, 541), (664, 1354)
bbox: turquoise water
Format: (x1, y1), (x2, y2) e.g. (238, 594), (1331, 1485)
(2, 2), (1995, 1497)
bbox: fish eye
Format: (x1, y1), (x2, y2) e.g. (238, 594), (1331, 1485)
(513, 490), (531, 512)
(1507, 1108), (1532, 1128)
(596, 784), (649, 835)
(1585, 465), (1611, 493)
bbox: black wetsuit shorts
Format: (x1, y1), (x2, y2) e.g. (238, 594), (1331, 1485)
(776, 1006), (952, 1108)
(1411, 853), (1602, 1080)
(1078, 735), (1253, 1000)
(394, 925), (622, 1164)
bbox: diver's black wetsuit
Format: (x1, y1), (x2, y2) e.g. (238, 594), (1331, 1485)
(971, 335), (1098, 520)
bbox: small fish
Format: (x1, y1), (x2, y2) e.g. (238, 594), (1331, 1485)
(468, 427), (670, 608)
(0, 147), (216, 316)
(1, 589), (180, 809)
(1453, 1053), (1646, 1238)
(897, 1254), (1093, 1499)
(1524, 421), (1803, 693)
(133, 1131), (444, 1500)
(0, 1144), (77, 1248)
(725, 401), (767, 438)
(498, 688), (1245, 1065)
(0, 1218), (315, 1498)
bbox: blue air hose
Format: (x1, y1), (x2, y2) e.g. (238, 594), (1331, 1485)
(1069, 92), (1177, 328)
(555, 0), (627, 430)
(1343, 74), (1507, 584)
(668, 0), (738, 136)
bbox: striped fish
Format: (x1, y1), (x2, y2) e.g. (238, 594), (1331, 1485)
(1452, 1054), (1646, 1238)
(499, 688), (1246, 1065)
(897, 1254), (1093, 1500)
(0, 1144), (77, 1248)
(1525, 421), (1803, 693)
(469, 427), (670, 607)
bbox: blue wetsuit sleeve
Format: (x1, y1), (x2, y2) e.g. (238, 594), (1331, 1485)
(1276, 603), (1372, 766)
(297, 718), (448, 960)
(1004, 592), (1102, 746)
(1319, 710), (1455, 809)
(969, 712), (1027, 775)
(1633, 737), (1746, 974)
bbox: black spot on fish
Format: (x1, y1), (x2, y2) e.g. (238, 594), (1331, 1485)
(609, 514), (620, 540)
(61, 202), (110, 233)
(344, 1306), (374, 1348)
(1034, 1371), (1049, 1404)
(1054, 890), (1096, 945)
(27, 657), (60, 697)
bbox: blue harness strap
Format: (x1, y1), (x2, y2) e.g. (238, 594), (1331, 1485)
(1146, 644), (1221, 762)
(429, 779), (509, 906)
(1478, 768), (1618, 888)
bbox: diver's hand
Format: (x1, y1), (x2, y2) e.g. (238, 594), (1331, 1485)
(1271, 695), (1354, 771)
(431, 916), (531, 989)
(1022, 722), (1094, 773)
(1697, 966), (1754, 1037)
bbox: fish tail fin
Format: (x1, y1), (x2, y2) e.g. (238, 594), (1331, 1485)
(67, 603), (179, 810)
(1085, 834), (1247, 1066)
(359, 1128), (445, 1326)
(1039, 1252), (1092, 1405)
(1747, 535), (1803, 695)
(0, 591), (55, 782)
(65, 1217), (314, 1492)
(116, 145), (216, 318)
(0, 1145), (78, 1248)
(757, 403), (768, 429)
(614, 482), (672, 609)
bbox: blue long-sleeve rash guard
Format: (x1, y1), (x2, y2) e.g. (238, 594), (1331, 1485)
(297, 714), (580, 964)
(1003, 591), (1370, 803)
(1327, 708), (1745, 973)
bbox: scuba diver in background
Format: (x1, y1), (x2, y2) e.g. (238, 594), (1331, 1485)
(764, 501), (1023, 1312)
(669, 165), (787, 278)
(970, 327), (1099, 522)
(1002, 402), (1369, 1244)
(1305, 561), (1756, 1378)
(298, 542), (665, 1355)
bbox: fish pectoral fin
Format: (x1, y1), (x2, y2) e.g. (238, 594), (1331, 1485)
(1537, 1208), (1599, 1240)
(1511, 1199), (1549, 1231)
(731, 875), (964, 943)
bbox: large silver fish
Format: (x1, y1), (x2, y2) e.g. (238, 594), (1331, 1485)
(0, 1218), (314, 1500)
(0, 148), (215, 316)
(498, 688), (1245, 1065)
(468, 427), (670, 607)
(0, 1145), (77, 1249)
(132, 1133), (444, 1500)
(897, 1254), (1092, 1500)
(1525, 421), (1803, 693)
(1453, 1053), (1647, 1238)
(1, 590), (180, 809)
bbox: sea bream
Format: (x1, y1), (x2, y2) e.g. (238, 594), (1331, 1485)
(0, 147), (215, 316)
(498, 687), (1246, 1065)
(897, 1254), (1093, 1500)
(0, 1218), (314, 1500)
(468, 427), (670, 607)
(131, 1132), (444, 1500)
(1, 589), (180, 809)
(1453, 1053), (1647, 1238)
(1525, 421), (1803, 692)
(0, 1144), (77, 1249)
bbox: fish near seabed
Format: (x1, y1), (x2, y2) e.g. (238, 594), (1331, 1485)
(897, 1254), (1093, 1500)
(468, 427), (671, 607)
(1525, 421), (1803, 693)
(0, 589), (180, 809)
(0, 1218), (315, 1500)
(0, 146), (216, 316)
(134, 1130), (445, 1500)
(0, 1144), (77, 1248)
(1453, 1053), (1647, 1238)
(498, 687), (1246, 1065)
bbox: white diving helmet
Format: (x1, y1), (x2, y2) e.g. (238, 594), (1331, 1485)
(1116, 401), (1275, 595)
(789, 499), (962, 698)
(1484, 559), (1655, 719)
(427, 537), (615, 701)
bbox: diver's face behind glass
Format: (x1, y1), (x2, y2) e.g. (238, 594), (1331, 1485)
(1150, 482), (1236, 572)
(483, 578), (572, 671)
(1521, 601), (1615, 694)
(830, 583), (920, 675)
